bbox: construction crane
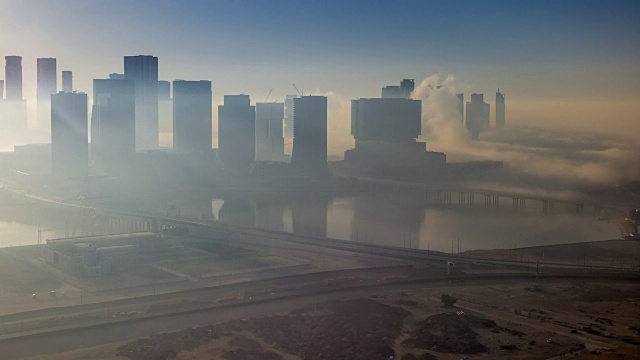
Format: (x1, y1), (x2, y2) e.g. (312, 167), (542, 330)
(292, 83), (303, 97)
(264, 89), (273, 102)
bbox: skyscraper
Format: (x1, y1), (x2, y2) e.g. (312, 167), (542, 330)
(345, 97), (444, 172)
(381, 79), (414, 99)
(91, 79), (136, 172)
(5, 56), (23, 100)
(291, 96), (327, 174)
(456, 93), (464, 122)
(62, 71), (73, 93)
(37, 58), (58, 129)
(496, 89), (505, 128)
(51, 92), (88, 180)
(255, 102), (285, 162)
(124, 55), (159, 151)
(465, 93), (490, 140)
(173, 80), (212, 153)
(284, 94), (298, 156)
(0, 80), (4, 100)
(218, 95), (255, 174)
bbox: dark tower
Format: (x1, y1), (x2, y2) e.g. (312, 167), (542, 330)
(124, 55), (159, 150)
(465, 93), (490, 140)
(255, 102), (285, 162)
(5, 56), (23, 100)
(173, 80), (212, 153)
(218, 95), (256, 174)
(92, 79), (136, 173)
(37, 58), (58, 129)
(62, 71), (73, 93)
(51, 92), (88, 180)
(496, 89), (505, 128)
(456, 93), (464, 122)
(291, 96), (327, 174)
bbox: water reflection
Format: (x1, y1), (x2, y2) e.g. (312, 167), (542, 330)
(206, 193), (620, 251)
(0, 191), (621, 251)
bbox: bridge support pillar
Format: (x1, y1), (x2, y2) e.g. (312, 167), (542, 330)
(512, 197), (525, 212)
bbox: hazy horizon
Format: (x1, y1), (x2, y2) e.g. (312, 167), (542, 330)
(1, 0), (639, 185)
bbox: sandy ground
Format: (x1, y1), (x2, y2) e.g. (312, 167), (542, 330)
(1, 230), (639, 359)
(23, 277), (640, 360)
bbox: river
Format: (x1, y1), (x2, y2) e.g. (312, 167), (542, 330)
(0, 192), (620, 251)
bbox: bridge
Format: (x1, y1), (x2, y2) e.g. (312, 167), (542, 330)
(331, 175), (634, 216)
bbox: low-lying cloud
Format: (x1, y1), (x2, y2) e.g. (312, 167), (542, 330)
(408, 75), (640, 188)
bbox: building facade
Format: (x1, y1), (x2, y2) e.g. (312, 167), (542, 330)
(5, 56), (23, 101)
(62, 71), (73, 93)
(381, 79), (415, 99)
(51, 92), (88, 180)
(495, 89), (505, 128)
(465, 93), (490, 140)
(218, 94), (256, 174)
(173, 80), (212, 153)
(255, 102), (285, 162)
(91, 79), (136, 173)
(456, 93), (464, 123)
(291, 96), (327, 174)
(345, 97), (445, 172)
(124, 55), (159, 151)
(37, 58), (58, 129)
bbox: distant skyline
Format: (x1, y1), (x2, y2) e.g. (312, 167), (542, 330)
(1, 0), (639, 140)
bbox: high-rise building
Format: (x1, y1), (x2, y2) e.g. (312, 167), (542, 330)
(37, 58), (58, 129)
(456, 93), (464, 122)
(345, 97), (445, 171)
(381, 79), (414, 99)
(0, 80), (4, 99)
(284, 94), (298, 156)
(291, 96), (327, 174)
(91, 79), (136, 172)
(496, 89), (505, 128)
(51, 92), (88, 180)
(465, 93), (490, 140)
(173, 80), (212, 153)
(218, 95), (255, 174)
(255, 102), (285, 162)
(109, 73), (125, 80)
(124, 55), (159, 150)
(62, 71), (73, 93)
(5, 56), (23, 100)
(2, 57), (27, 135)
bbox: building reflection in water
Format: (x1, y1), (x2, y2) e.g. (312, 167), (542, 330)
(218, 197), (255, 228)
(350, 193), (425, 248)
(290, 196), (328, 239)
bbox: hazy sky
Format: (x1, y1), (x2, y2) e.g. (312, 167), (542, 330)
(1, 0), (639, 139)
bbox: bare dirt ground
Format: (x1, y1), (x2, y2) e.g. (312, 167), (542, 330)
(30, 277), (640, 360)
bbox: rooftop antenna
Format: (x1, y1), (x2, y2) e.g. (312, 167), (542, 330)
(292, 83), (303, 97)
(264, 89), (273, 102)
